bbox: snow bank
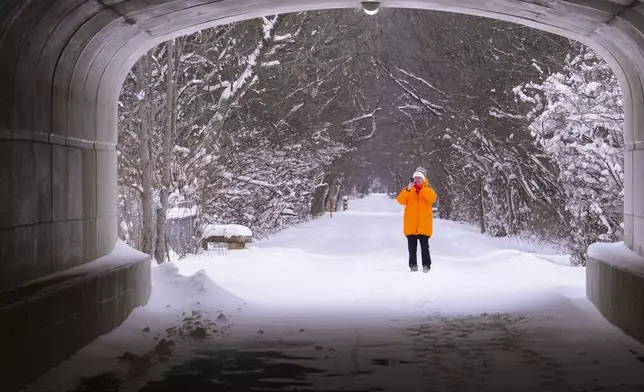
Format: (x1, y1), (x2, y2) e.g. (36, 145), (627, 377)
(588, 242), (644, 276)
(149, 262), (247, 310)
(203, 223), (252, 238)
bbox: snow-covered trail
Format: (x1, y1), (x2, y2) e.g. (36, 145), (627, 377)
(23, 194), (644, 392)
(172, 193), (584, 315)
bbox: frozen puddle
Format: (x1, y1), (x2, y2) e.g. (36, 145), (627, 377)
(23, 195), (644, 391)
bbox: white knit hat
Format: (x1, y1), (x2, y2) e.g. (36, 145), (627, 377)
(412, 171), (425, 181)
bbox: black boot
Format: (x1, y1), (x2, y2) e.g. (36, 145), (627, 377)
(418, 236), (431, 274)
(410, 265), (419, 272)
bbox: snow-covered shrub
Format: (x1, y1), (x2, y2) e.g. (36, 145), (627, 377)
(516, 47), (624, 264)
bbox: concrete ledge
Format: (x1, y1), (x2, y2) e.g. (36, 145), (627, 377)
(587, 242), (644, 344)
(0, 241), (151, 391)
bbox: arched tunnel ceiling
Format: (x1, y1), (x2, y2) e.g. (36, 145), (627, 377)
(0, 0), (640, 146)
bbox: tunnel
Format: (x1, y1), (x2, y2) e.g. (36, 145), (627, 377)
(1, 0), (644, 390)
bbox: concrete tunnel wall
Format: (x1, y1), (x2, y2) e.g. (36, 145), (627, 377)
(0, 0), (643, 389)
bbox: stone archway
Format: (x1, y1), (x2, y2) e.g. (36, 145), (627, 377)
(1, 0), (643, 389)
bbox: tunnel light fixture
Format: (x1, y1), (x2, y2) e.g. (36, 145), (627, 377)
(361, 1), (380, 15)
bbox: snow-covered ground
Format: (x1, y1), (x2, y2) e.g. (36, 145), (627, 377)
(24, 194), (644, 392)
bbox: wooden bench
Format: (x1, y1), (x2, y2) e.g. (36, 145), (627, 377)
(202, 235), (252, 250)
(201, 224), (252, 250)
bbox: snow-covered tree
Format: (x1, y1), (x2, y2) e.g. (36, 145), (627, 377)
(117, 10), (379, 257)
(116, 8), (618, 266)
(516, 47), (624, 264)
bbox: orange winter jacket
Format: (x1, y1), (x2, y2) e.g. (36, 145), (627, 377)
(396, 178), (438, 237)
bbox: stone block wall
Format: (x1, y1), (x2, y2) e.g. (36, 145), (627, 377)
(0, 136), (118, 291)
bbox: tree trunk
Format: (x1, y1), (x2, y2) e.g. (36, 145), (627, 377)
(479, 177), (486, 234)
(506, 180), (514, 235)
(138, 56), (154, 257)
(333, 176), (346, 212)
(331, 175), (345, 212)
(311, 185), (329, 217)
(323, 176), (336, 212)
(155, 39), (175, 264)
(311, 173), (333, 216)
(117, 195), (126, 242)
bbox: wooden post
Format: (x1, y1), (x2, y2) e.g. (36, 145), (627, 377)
(330, 199), (333, 218)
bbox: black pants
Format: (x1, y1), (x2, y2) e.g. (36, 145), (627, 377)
(407, 235), (431, 268)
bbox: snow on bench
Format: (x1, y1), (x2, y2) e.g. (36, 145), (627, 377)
(202, 224), (252, 250)
(166, 205), (197, 220)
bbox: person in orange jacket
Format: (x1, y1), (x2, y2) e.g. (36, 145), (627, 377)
(396, 168), (438, 273)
